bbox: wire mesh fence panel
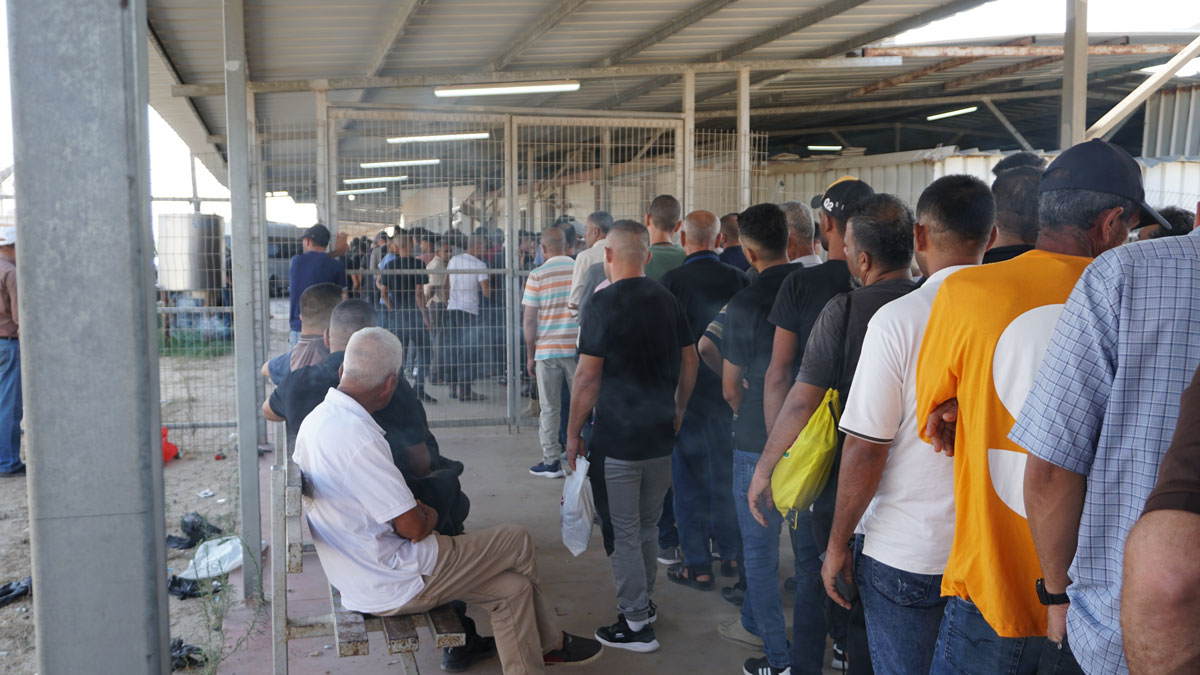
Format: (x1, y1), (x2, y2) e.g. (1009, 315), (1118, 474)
(331, 110), (516, 426)
(153, 150), (239, 456)
(692, 129), (769, 215)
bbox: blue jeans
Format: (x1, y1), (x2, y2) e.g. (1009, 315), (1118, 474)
(789, 509), (828, 675)
(853, 535), (945, 675)
(658, 489), (679, 549)
(930, 596), (1044, 675)
(444, 309), (480, 385)
(392, 307), (429, 389)
(673, 413), (740, 568)
(0, 341), (20, 472)
(733, 449), (789, 669)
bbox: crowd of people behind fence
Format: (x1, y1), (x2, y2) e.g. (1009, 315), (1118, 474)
(268, 138), (1200, 675)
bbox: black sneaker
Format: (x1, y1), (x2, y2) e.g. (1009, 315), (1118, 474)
(543, 632), (603, 666)
(595, 615), (659, 653)
(529, 461), (565, 478)
(744, 656), (791, 675)
(441, 633), (497, 672)
(831, 642), (847, 670)
(722, 583), (745, 606)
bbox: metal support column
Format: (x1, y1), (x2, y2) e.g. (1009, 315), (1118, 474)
(1060, 0), (1088, 148)
(601, 129), (612, 212)
(505, 118), (519, 429)
(737, 67), (751, 211)
(223, 0), (263, 601)
(248, 91), (269, 448)
(190, 154), (201, 213)
(315, 90), (330, 226)
(9, 0), (169, 671)
(682, 69), (695, 213)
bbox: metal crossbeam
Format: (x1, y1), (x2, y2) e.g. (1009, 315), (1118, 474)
(1087, 33), (1200, 140)
(490, 0), (587, 71)
(982, 98), (1034, 150)
(688, 0), (995, 106)
(172, 57), (902, 96)
(601, 0), (737, 67)
(864, 43), (1183, 57)
(849, 37), (1033, 98)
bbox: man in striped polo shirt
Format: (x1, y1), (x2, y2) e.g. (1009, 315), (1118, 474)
(523, 226), (580, 478)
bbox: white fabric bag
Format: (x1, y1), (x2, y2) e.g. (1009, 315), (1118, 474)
(560, 456), (595, 557)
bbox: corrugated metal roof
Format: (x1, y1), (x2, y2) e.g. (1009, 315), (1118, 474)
(144, 0), (1198, 187)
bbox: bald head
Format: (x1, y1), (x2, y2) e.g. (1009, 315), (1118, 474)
(540, 226), (566, 256)
(681, 210), (720, 252)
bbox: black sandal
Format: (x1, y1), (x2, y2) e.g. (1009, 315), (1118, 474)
(666, 563), (714, 590)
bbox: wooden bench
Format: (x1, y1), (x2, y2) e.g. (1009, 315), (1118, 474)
(270, 422), (466, 674)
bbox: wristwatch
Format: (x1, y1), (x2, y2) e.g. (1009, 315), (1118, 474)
(1036, 578), (1070, 606)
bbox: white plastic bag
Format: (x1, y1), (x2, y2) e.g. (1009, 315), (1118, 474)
(178, 536), (246, 580)
(560, 456), (595, 557)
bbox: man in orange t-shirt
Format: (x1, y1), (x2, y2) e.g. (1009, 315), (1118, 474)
(916, 139), (1151, 675)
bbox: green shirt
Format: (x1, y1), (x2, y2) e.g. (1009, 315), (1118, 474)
(644, 242), (685, 281)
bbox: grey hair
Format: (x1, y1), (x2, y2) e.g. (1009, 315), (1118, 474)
(342, 327), (403, 389)
(780, 200), (815, 242)
(587, 211), (614, 234)
(1037, 189), (1138, 232)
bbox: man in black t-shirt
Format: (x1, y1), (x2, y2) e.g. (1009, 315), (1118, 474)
(752, 194), (918, 675)
(567, 220), (697, 654)
(379, 233), (435, 403)
(720, 203), (803, 675)
(659, 210), (748, 590)
(983, 165), (1041, 264)
(763, 177), (872, 434)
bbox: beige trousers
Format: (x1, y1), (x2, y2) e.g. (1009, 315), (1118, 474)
(378, 524), (560, 674)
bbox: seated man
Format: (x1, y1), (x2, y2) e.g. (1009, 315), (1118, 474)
(265, 299), (466, 533)
(261, 282), (342, 384)
(295, 328), (603, 673)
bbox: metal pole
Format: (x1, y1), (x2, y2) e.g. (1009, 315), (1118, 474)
(248, 92), (269, 448)
(982, 98), (1035, 151)
(682, 69), (695, 212)
(223, 0), (263, 601)
(190, 153), (201, 213)
(1086, 34), (1200, 140)
(737, 67), (750, 211)
(505, 117), (518, 429)
(601, 129), (612, 212)
(526, 146), (536, 231)
(9, 0), (169, 671)
(315, 90), (330, 226)
(1060, 0), (1088, 148)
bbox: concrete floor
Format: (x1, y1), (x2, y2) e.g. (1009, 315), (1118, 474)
(218, 425), (841, 675)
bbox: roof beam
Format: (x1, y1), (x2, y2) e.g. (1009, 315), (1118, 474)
(688, 0), (995, 106)
(172, 56), (902, 97)
(600, 0), (737, 67)
(849, 36), (1034, 98)
(864, 43), (1183, 58)
(592, 0), (874, 109)
(1087, 33), (1200, 140)
(692, 87), (1121, 119)
(147, 22), (225, 162)
(942, 36), (1128, 91)
(367, 0), (427, 78)
(769, 121), (1013, 140)
(489, 0), (587, 71)
(981, 97), (1034, 150)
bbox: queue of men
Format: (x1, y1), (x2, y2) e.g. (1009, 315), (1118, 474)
(278, 138), (1198, 675)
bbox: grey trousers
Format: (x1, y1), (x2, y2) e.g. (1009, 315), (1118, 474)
(535, 357), (576, 464)
(604, 455), (673, 622)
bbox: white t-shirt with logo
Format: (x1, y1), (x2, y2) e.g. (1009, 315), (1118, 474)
(293, 388), (439, 613)
(838, 265), (969, 575)
(447, 253), (489, 315)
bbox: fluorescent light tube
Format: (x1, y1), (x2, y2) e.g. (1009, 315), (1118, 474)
(336, 187), (387, 196)
(926, 106), (978, 121)
(807, 145), (843, 151)
(386, 132), (490, 144)
(434, 80), (580, 98)
(343, 175), (408, 185)
(359, 159), (440, 169)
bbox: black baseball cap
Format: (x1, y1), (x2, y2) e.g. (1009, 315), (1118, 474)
(303, 223), (331, 247)
(1038, 139), (1171, 232)
(821, 177), (875, 222)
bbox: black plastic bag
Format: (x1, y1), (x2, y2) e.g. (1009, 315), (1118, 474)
(166, 512), (223, 550)
(167, 574), (221, 600)
(0, 576), (31, 608)
(170, 637), (206, 670)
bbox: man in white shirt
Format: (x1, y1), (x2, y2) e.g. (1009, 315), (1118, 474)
(568, 211), (613, 317)
(446, 236), (491, 401)
(295, 328), (602, 672)
(780, 200), (823, 268)
(820, 175), (996, 674)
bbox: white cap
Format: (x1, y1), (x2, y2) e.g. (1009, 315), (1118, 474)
(0, 226), (15, 246)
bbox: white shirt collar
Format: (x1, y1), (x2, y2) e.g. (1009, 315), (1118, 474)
(322, 387), (384, 434)
(922, 264), (975, 287)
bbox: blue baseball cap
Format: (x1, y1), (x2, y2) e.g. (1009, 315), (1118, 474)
(1039, 139), (1171, 232)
